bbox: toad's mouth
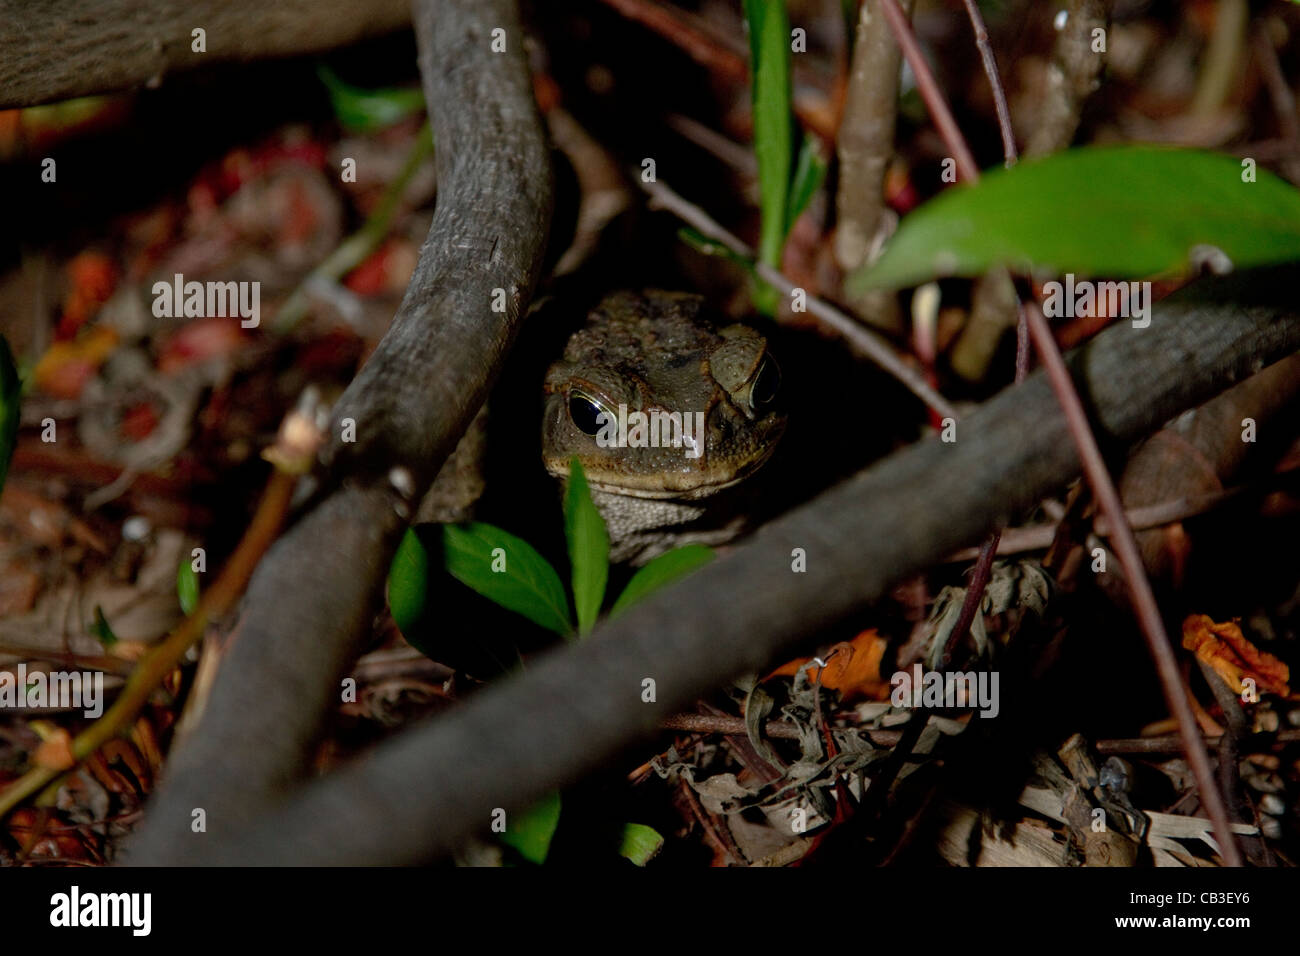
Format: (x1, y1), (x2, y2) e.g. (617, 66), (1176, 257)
(543, 433), (783, 500)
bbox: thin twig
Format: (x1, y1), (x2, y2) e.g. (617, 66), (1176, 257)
(877, 0), (978, 181)
(677, 777), (742, 865)
(939, 1), (1025, 668)
(938, 535), (998, 668)
(1097, 729), (1300, 754)
(660, 713), (902, 747)
(1023, 301), (1241, 866)
(960, 0), (1018, 165)
(638, 176), (958, 420)
(0, 646), (136, 678)
(945, 482), (1262, 560)
(1252, 21), (1300, 182)
(878, 0), (1242, 864)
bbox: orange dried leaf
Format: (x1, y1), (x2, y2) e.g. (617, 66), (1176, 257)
(33, 729), (76, 771)
(1182, 614), (1290, 698)
(767, 629), (890, 702)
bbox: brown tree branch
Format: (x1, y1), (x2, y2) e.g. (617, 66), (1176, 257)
(0, 0), (411, 109)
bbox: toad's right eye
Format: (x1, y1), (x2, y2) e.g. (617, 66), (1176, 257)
(568, 391), (610, 436)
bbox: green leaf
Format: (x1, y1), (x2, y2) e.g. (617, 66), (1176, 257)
(387, 528), (429, 635)
(744, 0), (794, 313)
(90, 606), (118, 649)
(0, 336), (19, 495)
(563, 458), (609, 638)
(316, 64), (425, 133)
(849, 145), (1300, 293)
(176, 558), (199, 616)
(609, 544), (715, 619)
(618, 822), (664, 866)
(677, 227), (754, 269)
(499, 791), (562, 864)
(785, 133), (828, 234)
(443, 522), (573, 637)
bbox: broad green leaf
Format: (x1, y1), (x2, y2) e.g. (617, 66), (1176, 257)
(316, 64), (425, 133)
(849, 145), (1300, 293)
(609, 544), (715, 619)
(786, 133), (828, 233)
(386, 528), (429, 635)
(618, 823), (664, 866)
(90, 606), (118, 649)
(0, 336), (18, 495)
(563, 458), (608, 638)
(443, 523), (573, 637)
(499, 791), (562, 864)
(176, 558), (200, 616)
(744, 0), (794, 314)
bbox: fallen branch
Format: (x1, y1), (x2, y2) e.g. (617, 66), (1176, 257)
(0, 0), (411, 109)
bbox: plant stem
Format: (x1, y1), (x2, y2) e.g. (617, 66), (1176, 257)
(273, 120), (433, 333)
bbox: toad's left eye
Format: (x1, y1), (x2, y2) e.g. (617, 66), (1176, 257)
(568, 391), (610, 436)
(747, 356), (781, 414)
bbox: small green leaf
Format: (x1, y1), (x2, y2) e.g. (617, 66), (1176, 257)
(609, 544), (715, 619)
(563, 458), (609, 638)
(176, 559), (200, 616)
(744, 0), (794, 314)
(849, 145), (1300, 293)
(785, 133), (828, 234)
(0, 336), (20, 495)
(316, 64), (425, 133)
(90, 606), (118, 649)
(443, 522), (573, 637)
(499, 791), (562, 864)
(618, 822), (664, 866)
(387, 528), (429, 635)
(677, 227), (754, 269)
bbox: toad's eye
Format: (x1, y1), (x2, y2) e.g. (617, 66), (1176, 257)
(568, 391), (610, 436)
(748, 356), (781, 414)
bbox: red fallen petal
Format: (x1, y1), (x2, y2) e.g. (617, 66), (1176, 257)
(157, 316), (247, 374)
(282, 179), (320, 244)
(344, 242), (394, 296)
(120, 401), (160, 440)
(57, 251), (118, 337)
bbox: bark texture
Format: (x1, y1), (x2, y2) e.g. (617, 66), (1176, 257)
(0, 0), (412, 108)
